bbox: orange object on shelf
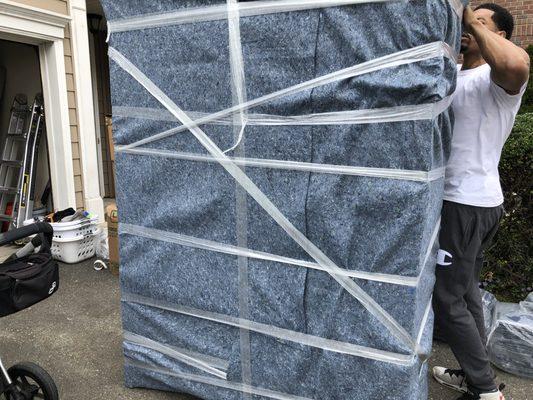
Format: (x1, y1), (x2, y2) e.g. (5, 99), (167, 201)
(2, 202), (13, 232)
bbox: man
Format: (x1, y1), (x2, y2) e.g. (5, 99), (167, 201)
(432, 3), (529, 400)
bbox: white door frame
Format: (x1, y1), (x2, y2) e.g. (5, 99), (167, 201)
(68, 0), (104, 219)
(0, 0), (76, 211)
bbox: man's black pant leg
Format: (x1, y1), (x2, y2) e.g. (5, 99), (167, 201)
(433, 201), (502, 392)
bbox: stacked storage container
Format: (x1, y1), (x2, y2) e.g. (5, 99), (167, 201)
(49, 217), (100, 263)
(25, 215), (100, 263)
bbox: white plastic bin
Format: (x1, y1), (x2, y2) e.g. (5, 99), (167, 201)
(24, 216), (99, 240)
(51, 229), (101, 264)
(51, 217), (99, 240)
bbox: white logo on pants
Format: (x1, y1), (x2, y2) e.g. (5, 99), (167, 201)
(437, 249), (453, 266)
(48, 281), (57, 294)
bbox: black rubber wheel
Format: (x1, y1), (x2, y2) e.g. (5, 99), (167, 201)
(6, 362), (58, 400)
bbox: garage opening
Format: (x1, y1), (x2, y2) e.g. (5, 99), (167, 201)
(0, 39), (52, 231)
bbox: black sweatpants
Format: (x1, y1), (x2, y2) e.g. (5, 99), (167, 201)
(433, 200), (503, 393)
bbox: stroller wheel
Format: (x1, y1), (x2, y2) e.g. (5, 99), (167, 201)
(6, 362), (58, 400)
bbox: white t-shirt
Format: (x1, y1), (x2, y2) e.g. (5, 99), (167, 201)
(444, 63), (525, 207)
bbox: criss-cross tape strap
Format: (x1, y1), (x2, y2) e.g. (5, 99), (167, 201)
(113, 95), (452, 126)
(120, 220), (440, 287)
(123, 292), (415, 365)
(126, 359), (314, 400)
(124, 331), (228, 379)
(108, 0), (463, 34)
(118, 41), (455, 151)
(225, 1), (253, 396)
(116, 146), (445, 183)
(108, 46), (417, 352)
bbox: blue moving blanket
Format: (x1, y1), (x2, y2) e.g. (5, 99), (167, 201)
(100, 0), (466, 398)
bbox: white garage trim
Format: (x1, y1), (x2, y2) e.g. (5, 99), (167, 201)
(0, 0), (76, 212)
(69, 0), (104, 220)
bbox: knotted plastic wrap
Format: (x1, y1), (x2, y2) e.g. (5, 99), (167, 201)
(99, 0), (466, 398)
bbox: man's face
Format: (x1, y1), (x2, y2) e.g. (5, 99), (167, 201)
(461, 8), (505, 55)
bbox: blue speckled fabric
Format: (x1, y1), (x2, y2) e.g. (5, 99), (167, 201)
(100, 0), (467, 398)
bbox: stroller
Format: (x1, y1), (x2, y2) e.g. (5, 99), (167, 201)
(0, 223), (59, 399)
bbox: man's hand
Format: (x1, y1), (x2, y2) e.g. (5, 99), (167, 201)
(462, 6), (481, 36)
(463, 6), (530, 95)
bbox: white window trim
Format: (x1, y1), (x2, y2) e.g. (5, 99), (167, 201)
(0, 0), (68, 42)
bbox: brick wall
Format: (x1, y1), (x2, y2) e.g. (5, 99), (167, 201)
(470, 0), (533, 47)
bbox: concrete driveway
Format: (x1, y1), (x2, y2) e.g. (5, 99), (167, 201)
(1, 260), (531, 399)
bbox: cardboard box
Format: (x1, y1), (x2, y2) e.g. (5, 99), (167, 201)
(105, 202), (119, 276)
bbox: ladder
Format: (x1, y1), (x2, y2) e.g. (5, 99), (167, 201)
(0, 94), (45, 230)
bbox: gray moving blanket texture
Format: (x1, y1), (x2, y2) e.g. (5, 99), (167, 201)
(99, 0), (466, 398)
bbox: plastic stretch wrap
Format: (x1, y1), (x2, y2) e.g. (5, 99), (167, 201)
(99, 0), (466, 398)
(520, 292), (533, 313)
(486, 293), (533, 379)
(481, 289), (498, 335)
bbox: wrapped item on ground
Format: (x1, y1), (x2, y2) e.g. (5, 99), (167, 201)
(100, 0), (465, 398)
(487, 294), (533, 379)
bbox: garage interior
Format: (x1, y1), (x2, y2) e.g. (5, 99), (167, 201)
(0, 39), (52, 231)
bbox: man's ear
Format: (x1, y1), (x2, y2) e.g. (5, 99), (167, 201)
(496, 30), (507, 38)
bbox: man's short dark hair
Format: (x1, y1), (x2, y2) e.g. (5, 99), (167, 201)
(475, 3), (514, 40)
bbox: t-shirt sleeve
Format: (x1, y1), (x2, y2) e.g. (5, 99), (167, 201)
(489, 76), (528, 109)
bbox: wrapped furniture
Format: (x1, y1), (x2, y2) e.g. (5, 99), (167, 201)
(100, 0), (465, 398)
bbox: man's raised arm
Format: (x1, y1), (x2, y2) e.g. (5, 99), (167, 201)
(463, 6), (530, 95)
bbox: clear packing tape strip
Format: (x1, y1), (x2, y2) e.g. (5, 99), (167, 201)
(113, 95), (453, 126)
(122, 292), (432, 366)
(117, 147), (445, 182)
(107, 0), (464, 34)
(108, 4), (460, 391)
(119, 220), (440, 287)
(226, 0), (253, 396)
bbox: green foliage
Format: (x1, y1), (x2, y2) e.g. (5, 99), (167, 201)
(482, 113), (533, 302)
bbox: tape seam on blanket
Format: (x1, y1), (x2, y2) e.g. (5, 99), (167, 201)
(108, 45), (416, 351)
(120, 222), (438, 287)
(419, 217), (441, 277)
(226, 1), (253, 396)
(118, 41), (456, 151)
(124, 331), (228, 379)
(107, 0), (462, 33)
(123, 292), (415, 365)
(416, 297), (433, 348)
(112, 95), (452, 125)
(125, 358), (314, 400)
(115, 146), (444, 183)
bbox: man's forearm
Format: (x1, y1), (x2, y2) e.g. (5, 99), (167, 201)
(470, 20), (529, 93)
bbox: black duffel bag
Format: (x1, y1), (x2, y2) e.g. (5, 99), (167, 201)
(0, 222), (59, 317)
